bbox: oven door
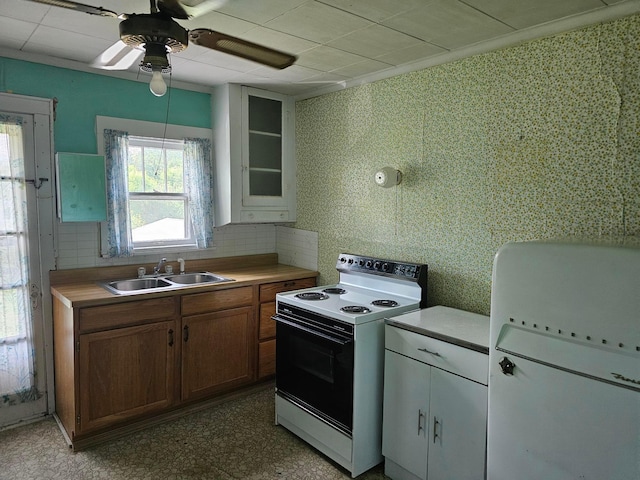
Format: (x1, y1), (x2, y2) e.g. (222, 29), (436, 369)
(274, 312), (354, 435)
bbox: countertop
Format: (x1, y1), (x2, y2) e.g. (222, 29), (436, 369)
(51, 262), (318, 308)
(386, 305), (490, 354)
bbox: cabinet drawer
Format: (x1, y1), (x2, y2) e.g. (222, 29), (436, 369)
(259, 303), (276, 340)
(258, 339), (276, 378)
(79, 297), (178, 333)
(385, 324), (488, 385)
(259, 277), (316, 303)
(181, 286), (253, 316)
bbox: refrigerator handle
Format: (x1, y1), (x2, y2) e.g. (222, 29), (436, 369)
(499, 356), (516, 375)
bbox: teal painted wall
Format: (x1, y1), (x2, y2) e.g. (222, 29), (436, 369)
(0, 57), (210, 153)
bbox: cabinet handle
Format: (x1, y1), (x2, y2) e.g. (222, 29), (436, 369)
(168, 329), (174, 347)
(433, 416), (439, 443)
(417, 409), (425, 436)
(418, 347), (440, 357)
(183, 325), (189, 342)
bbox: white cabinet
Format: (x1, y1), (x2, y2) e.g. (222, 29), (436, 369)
(212, 84), (295, 226)
(382, 324), (488, 480)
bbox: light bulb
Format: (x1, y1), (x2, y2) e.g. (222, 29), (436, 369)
(149, 70), (167, 97)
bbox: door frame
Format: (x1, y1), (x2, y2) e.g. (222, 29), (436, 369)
(0, 92), (57, 418)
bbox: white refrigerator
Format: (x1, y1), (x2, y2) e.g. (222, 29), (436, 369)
(488, 240), (640, 480)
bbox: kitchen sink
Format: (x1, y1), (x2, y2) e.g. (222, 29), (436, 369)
(164, 272), (233, 284)
(100, 272), (234, 295)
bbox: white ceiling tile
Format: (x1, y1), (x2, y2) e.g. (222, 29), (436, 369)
(0, 1), (49, 23)
(40, 7), (121, 41)
(330, 58), (393, 78)
(249, 63), (323, 81)
(241, 26), (319, 54)
(0, 0), (634, 97)
(317, 0), (425, 22)
(463, 0), (606, 29)
(296, 45), (366, 71)
(169, 58), (239, 85)
(216, 0), (309, 24)
(327, 24), (423, 57)
(0, 16), (38, 45)
(374, 41), (447, 66)
(183, 11), (256, 36)
(23, 25), (114, 63)
(264, 1), (372, 44)
(383, 0), (514, 49)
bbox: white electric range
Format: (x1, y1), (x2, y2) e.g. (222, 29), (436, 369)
(273, 253), (428, 477)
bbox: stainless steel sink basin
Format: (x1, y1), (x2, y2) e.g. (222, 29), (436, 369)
(100, 271), (234, 295)
(104, 277), (173, 293)
(164, 272), (233, 284)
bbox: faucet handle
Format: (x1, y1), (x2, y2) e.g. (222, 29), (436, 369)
(137, 267), (146, 278)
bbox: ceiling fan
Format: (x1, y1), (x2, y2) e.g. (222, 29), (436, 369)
(26, 0), (298, 96)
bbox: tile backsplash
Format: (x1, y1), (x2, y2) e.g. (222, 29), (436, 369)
(56, 223), (316, 271)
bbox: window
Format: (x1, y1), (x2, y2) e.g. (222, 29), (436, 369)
(127, 136), (194, 248)
(97, 116), (214, 257)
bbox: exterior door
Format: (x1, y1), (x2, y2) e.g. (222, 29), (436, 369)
(0, 94), (55, 427)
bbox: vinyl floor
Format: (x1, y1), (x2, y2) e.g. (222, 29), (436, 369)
(0, 386), (389, 480)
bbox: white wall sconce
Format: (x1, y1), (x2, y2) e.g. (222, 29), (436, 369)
(374, 167), (402, 188)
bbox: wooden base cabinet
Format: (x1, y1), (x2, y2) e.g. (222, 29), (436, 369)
(382, 325), (488, 480)
(78, 321), (175, 433)
(256, 277), (316, 378)
(182, 306), (254, 401)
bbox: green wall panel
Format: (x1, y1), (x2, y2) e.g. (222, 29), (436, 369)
(295, 14), (640, 316)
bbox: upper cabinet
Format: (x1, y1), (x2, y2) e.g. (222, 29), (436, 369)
(212, 84), (295, 226)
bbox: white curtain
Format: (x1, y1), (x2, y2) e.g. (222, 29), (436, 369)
(0, 115), (40, 406)
(104, 129), (134, 257)
(184, 137), (215, 249)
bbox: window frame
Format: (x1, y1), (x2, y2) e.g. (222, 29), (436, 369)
(96, 116), (212, 256)
(126, 135), (194, 249)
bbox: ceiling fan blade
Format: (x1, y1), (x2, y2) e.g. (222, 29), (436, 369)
(91, 41), (143, 70)
(26, 0), (121, 18)
(189, 29), (296, 69)
(157, 0), (189, 19)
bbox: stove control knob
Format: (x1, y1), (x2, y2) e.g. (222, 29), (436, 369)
(382, 263), (389, 271)
(366, 261), (373, 268)
(374, 261), (381, 269)
(358, 259), (365, 266)
(339, 257), (347, 263)
(348, 258), (354, 264)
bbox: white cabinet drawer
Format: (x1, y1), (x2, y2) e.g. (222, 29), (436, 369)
(385, 324), (488, 385)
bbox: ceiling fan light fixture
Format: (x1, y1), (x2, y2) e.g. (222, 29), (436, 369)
(140, 43), (171, 97)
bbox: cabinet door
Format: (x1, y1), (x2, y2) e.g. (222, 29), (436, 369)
(181, 306), (255, 401)
(428, 368), (487, 480)
(78, 321), (175, 434)
(241, 87), (293, 208)
(382, 350), (430, 480)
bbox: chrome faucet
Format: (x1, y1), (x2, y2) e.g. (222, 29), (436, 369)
(153, 257), (167, 275)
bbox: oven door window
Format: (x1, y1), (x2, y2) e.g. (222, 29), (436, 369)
(276, 320), (354, 433)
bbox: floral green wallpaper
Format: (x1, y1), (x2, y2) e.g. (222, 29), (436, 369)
(294, 14), (640, 316)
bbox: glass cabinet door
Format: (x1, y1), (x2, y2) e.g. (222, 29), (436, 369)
(242, 88), (290, 207)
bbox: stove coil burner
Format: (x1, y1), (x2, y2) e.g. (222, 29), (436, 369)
(295, 292), (329, 301)
(323, 287), (347, 295)
(372, 299), (400, 308)
(341, 305), (371, 314)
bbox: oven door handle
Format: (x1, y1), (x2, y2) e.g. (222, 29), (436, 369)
(273, 316), (352, 345)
